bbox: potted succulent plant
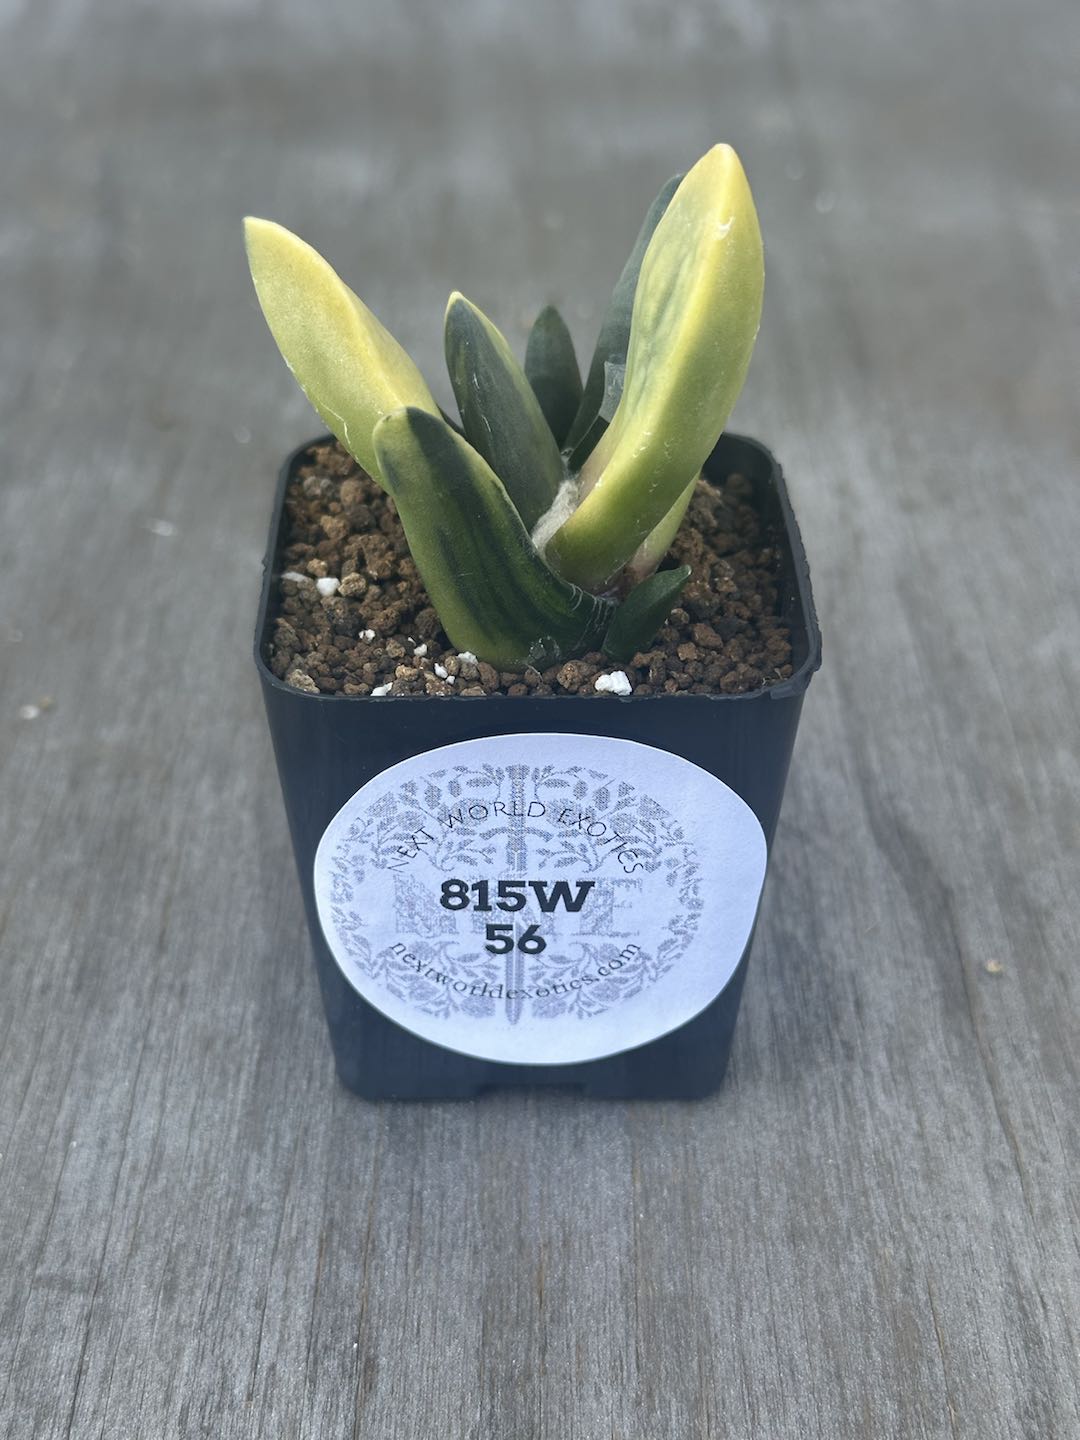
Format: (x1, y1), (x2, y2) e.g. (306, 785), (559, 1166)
(247, 144), (820, 1100)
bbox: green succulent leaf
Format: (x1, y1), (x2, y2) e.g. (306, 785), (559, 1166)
(444, 292), (565, 532)
(243, 218), (438, 481)
(561, 172), (682, 460)
(602, 565), (692, 663)
(547, 145), (764, 591)
(372, 408), (614, 671)
(524, 306), (583, 447)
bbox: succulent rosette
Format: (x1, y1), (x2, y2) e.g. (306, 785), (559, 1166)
(245, 144), (763, 672)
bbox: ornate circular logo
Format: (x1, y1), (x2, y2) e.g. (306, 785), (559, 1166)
(314, 733), (766, 1064)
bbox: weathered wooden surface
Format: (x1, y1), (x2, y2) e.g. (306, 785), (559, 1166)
(2, 0), (1078, 1435)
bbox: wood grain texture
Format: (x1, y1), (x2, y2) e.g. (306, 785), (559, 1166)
(1, 0), (1078, 1436)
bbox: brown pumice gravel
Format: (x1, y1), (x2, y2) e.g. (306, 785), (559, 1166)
(264, 441), (793, 698)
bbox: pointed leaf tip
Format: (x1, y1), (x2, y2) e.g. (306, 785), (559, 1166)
(602, 565), (692, 663)
(444, 293), (564, 531)
(243, 217), (438, 480)
(525, 306), (583, 448)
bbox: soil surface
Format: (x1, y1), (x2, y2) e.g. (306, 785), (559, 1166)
(265, 441), (793, 698)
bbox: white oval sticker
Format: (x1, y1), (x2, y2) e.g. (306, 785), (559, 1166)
(314, 733), (767, 1065)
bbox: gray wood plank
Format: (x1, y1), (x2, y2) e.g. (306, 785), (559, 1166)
(1, 0), (1078, 1436)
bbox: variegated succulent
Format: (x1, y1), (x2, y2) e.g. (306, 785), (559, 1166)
(245, 144), (763, 671)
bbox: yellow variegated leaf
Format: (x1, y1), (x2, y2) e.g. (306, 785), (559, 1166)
(626, 476), (698, 583)
(546, 145), (763, 591)
(244, 217), (438, 481)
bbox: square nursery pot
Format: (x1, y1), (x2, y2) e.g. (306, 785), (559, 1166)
(255, 432), (821, 1100)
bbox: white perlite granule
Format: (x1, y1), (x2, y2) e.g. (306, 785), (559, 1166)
(315, 576), (340, 597)
(281, 570), (312, 584)
(457, 651), (477, 665)
(360, 629), (376, 642)
(413, 643), (428, 657)
(594, 671), (633, 697)
(371, 683), (392, 697)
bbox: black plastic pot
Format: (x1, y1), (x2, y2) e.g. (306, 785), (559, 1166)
(255, 433), (820, 1100)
